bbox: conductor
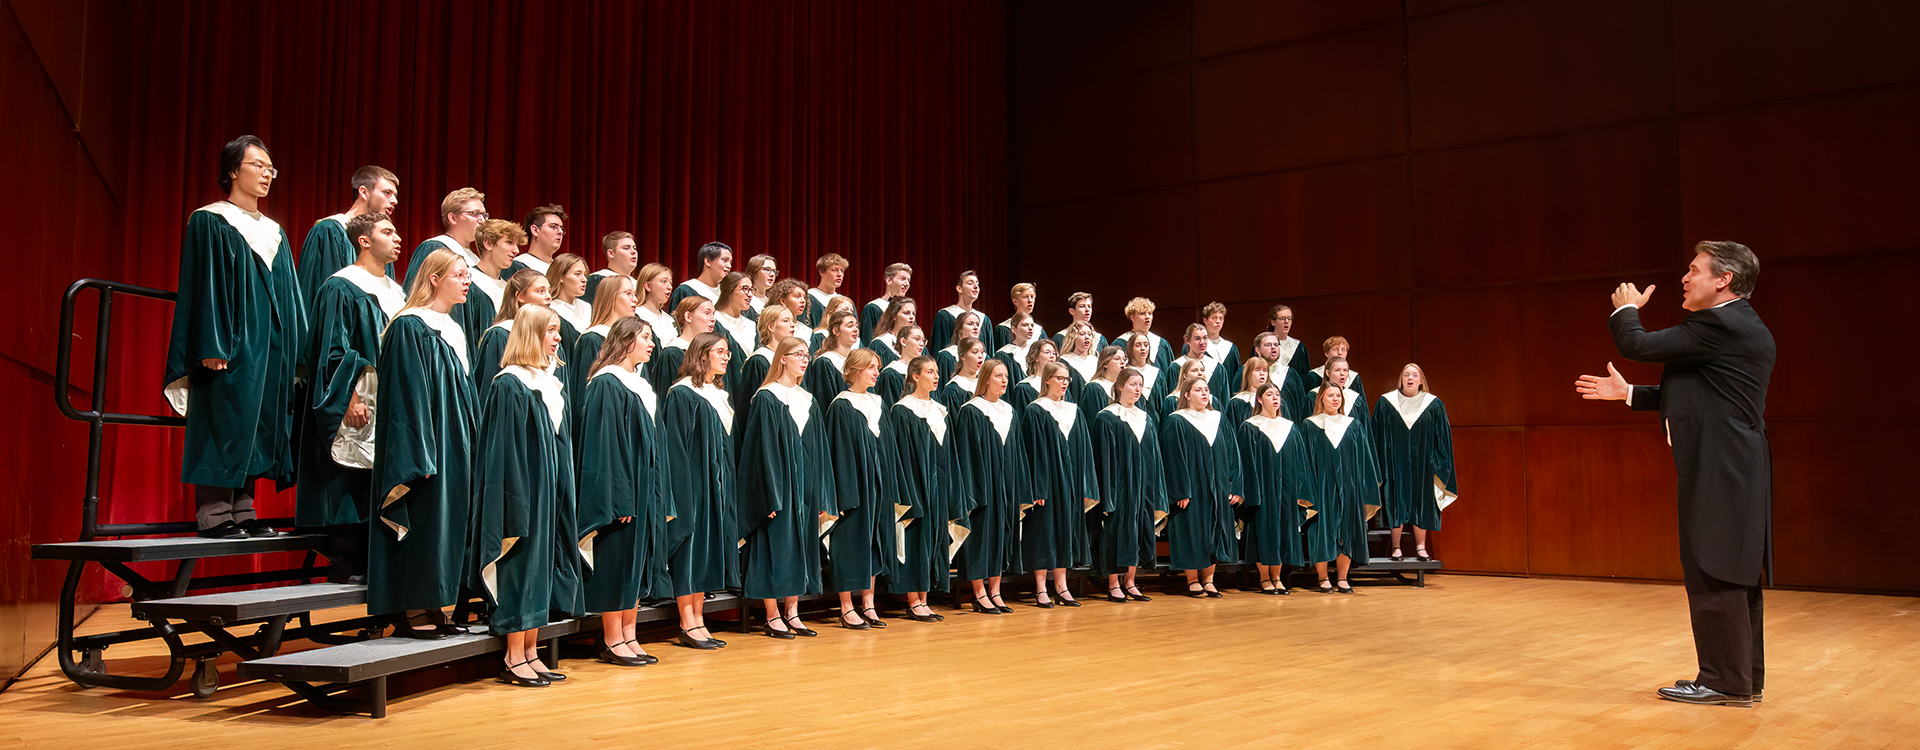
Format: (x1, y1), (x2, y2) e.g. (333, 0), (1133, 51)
(1575, 241), (1775, 708)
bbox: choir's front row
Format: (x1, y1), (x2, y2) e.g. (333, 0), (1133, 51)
(363, 248), (1460, 689)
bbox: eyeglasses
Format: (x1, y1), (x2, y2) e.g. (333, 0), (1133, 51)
(244, 161), (279, 178)
(459, 210), (490, 220)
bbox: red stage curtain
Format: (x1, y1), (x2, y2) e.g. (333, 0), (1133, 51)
(96, 0), (1006, 596)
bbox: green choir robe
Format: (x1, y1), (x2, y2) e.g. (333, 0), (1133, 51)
(454, 272), (507, 359)
(1190, 336), (1241, 386)
(567, 324), (614, 427)
(401, 235), (476, 290)
(472, 366), (582, 634)
(581, 269), (630, 304)
(995, 318), (1047, 357)
(1274, 335), (1311, 378)
(668, 278), (721, 315)
(732, 348), (774, 430)
(933, 345), (963, 385)
(505, 254), (550, 282)
(295, 265), (404, 528)
(1051, 329), (1108, 356)
(737, 384), (837, 600)
(472, 322), (512, 398)
(952, 397), (1026, 581)
(1091, 404), (1166, 575)
(1223, 392), (1256, 426)
(1164, 355), (1236, 411)
(1306, 367), (1367, 407)
(163, 204), (307, 488)
(646, 336), (691, 405)
(368, 309), (477, 615)
(1299, 413), (1381, 566)
(882, 396), (962, 593)
(803, 350), (850, 406)
(992, 343), (1030, 384)
(858, 297), (890, 345)
(1019, 397), (1099, 572)
(1264, 362), (1312, 422)
(877, 359), (909, 407)
(1115, 330), (1176, 372)
(661, 379), (741, 596)
(634, 307), (677, 378)
(577, 367), (673, 611)
(1238, 415), (1312, 567)
(935, 375), (978, 414)
(804, 288), (835, 330)
(930, 305), (983, 358)
(866, 332), (902, 368)
(1159, 409), (1245, 571)
(1131, 363), (1166, 422)
(825, 392), (897, 593)
(1371, 391), (1458, 531)
(297, 214), (393, 311)
(1078, 379), (1113, 423)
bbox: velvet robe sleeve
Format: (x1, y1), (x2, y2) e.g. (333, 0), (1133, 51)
(576, 376), (642, 534)
(736, 390), (801, 537)
(401, 238), (449, 289)
(803, 356), (848, 406)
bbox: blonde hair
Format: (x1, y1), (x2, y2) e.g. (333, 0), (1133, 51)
(1037, 362), (1069, 398)
(843, 348), (880, 383)
(1010, 282), (1035, 298)
(1200, 301), (1227, 319)
(402, 248), (466, 309)
(636, 263), (672, 291)
(672, 295), (713, 331)
(823, 294), (855, 317)
(815, 253), (849, 274)
(1062, 321), (1096, 356)
(546, 253), (587, 300)
(760, 336), (810, 388)
(883, 262), (913, 280)
(438, 188), (485, 228)
(1399, 363), (1431, 393)
(500, 304), (563, 370)
(589, 275), (636, 326)
(494, 269), (547, 324)
(1123, 297), (1155, 317)
(1240, 357), (1271, 393)
(756, 304), (794, 347)
(475, 218), (526, 249)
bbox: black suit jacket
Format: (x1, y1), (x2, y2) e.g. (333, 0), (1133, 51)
(1609, 299), (1775, 585)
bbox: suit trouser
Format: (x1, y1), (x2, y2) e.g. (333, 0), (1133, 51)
(1680, 547), (1764, 696)
(194, 483), (258, 529)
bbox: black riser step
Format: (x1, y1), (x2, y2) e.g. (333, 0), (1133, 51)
(133, 583), (366, 623)
(33, 534), (328, 562)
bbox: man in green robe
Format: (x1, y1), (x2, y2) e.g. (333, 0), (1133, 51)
(505, 204), (567, 279)
(402, 187), (486, 289)
(163, 135), (307, 538)
(297, 165), (398, 307)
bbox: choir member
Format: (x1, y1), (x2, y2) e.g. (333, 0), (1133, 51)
(1091, 367), (1166, 604)
(935, 309), (986, 384)
(1020, 362), (1098, 607)
(733, 304), (798, 430)
(936, 337), (987, 412)
(506, 204), (567, 279)
(634, 263), (679, 355)
(1251, 332), (1310, 421)
(860, 263), (913, 344)
(1169, 323), (1235, 405)
(1372, 364), (1457, 562)
(1222, 357), (1271, 426)
(870, 296), (919, 365)
(458, 220), (522, 351)
(669, 241), (733, 311)
(994, 283), (1045, 356)
(1196, 302), (1242, 381)
(1300, 381), (1381, 594)
(1007, 336), (1067, 413)
(764, 278), (813, 345)
(402, 187), (485, 288)
(581, 230), (637, 304)
(1265, 304), (1311, 377)
(474, 304), (580, 687)
(1052, 292), (1108, 353)
(1305, 335), (1367, 398)
(929, 269), (985, 355)
(298, 165), (399, 303)
(648, 296), (718, 404)
(369, 248), (477, 637)
(298, 212), (406, 580)
(994, 312), (1037, 383)
(1238, 383), (1312, 595)
(1160, 375), (1245, 598)
(1322, 355), (1371, 429)
(806, 310), (860, 405)
(877, 325), (928, 406)
(1160, 358), (1207, 418)
(1058, 321), (1101, 384)
(577, 317), (669, 667)
(163, 135), (304, 538)
(714, 272), (759, 396)
(825, 349), (896, 629)
(952, 358), (1023, 614)
(884, 356), (962, 622)
(738, 337), (836, 638)
(811, 295), (856, 352)
(661, 332), (739, 649)
(805, 253), (849, 329)
(473, 270), (551, 397)
(568, 275), (638, 419)
(1078, 345), (1126, 420)
(1115, 297), (1176, 371)
(742, 253), (778, 316)
(546, 253), (591, 352)
(1122, 334), (1164, 421)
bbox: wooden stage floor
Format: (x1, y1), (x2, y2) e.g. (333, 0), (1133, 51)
(2, 575), (1915, 749)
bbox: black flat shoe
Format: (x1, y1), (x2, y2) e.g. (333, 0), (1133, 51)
(763, 620), (796, 639)
(1202, 582), (1223, 598)
(861, 608), (889, 628)
(398, 625), (451, 640)
(537, 669), (567, 681)
(1657, 682), (1752, 708)
(1106, 587), (1128, 604)
(990, 594), (1013, 613)
(784, 615), (818, 637)
(1274, 585), (1291, 595)
(598, 649), (647, 666)
(676, 628), (720, 650)
(1186, 582), (1206, 599)
(1415, 546), (1433, 562)
(905, 604), (943, 622)
(196, 521), (247, 539)
(839, 611), (872, 630)
(1124, 587), (1152, 602)
(971, 598), (1002, 614)
(1317, 580), (1334, 594)
(1390, 548), (1404, 562)
(1033, 594), (1055, 609)
(1336, 581), (1354, 594)
(498, 660), (550, 688)
(1056, 595), (1081, 607)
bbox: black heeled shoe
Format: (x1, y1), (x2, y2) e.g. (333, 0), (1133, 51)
(1186, 582), (1206, 599)
(676, 627), (720, 649)
(1202, 581), (1223, 598)
(1055, 590), (1081, 607)
(1124, 586), (1152, 602)
(763, 618), (797, 639)
(1336, 580), (1354, 594)
(784, 615), (818, 637)
(1415, 546), (1432, 562)
(599, 646), (647, 666)
(1258, 578), (1279, 595)
(990, 594), (1013, 614)
(537, 666), (567, 681)
(905, 603), (943, 622)
(397, 613), (452, 640)
(1317, 579), (1334, 594)
(839, 610), (871, 630)
(1106, 586), (1128, 603)
(1390, 548), (1405, 562)
(498, 659), (550, 687)
(971, 595), (1001, 614)
(614, 639), (658, 665)
(861, 607), (889, 628)
(1033, 592), (1056, 609)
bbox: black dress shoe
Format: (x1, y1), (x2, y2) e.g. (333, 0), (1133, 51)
(1202, 582), (1223, 598)
(1676, 680), (1760, 702)
(676, 629), (719, 649)
(1032, 596), (1055, 609)
(537, 669), (567, 681)
(784, 615), (818, 637)
(839, 611), (873, 629)
(1336, 581), (1354, 594)
(397, 624), (451, 640)
(238, 519), (283, 537)
(861, 608), (889, 628)
(1124, 587), (1152, 602)
(498, 662), (550, 688)
(1056, 596), (1081, 607)
(763, 623), (796, 640)
(971, 600), (1002, 614)
(197, 521), (247, 539)
(598, 649), (648, 667)
(1657, 682), (1752, 708)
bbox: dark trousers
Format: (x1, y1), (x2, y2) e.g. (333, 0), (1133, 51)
(1680, 548), (1765, 696)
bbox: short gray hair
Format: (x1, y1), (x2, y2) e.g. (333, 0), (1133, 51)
(1694, 241), (1759, 299)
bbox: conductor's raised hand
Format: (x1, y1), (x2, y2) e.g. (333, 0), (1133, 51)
(1610, 282), (1655, 310)
(1575, 362), (1630, 401)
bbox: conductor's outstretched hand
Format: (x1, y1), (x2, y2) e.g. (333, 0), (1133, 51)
(1575, 362), (1629, 401)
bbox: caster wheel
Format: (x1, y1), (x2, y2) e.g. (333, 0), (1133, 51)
(190, 658), (219, 698)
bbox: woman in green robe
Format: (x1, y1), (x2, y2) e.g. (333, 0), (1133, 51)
(1078, 345), (1125, 423)
(472, 270), (550, 397)
(1239, 383), (1313, 595)
(1250, 332), (1312, 421)
(1020, 362), (1099, 608)
(809, 295), (855, 352)
(471, 305), (580, 687)
(1160, 374), (1245, 598)
(882, 356), (963, 622)
(1372, 363), (1458, 563)
(877, 325), (927, 406)
(993, 312), (1037, 383)
(577, 317), (671, 667)
(1090, 367), (1166, 604)
(1009, 338), (1079, 413)
(866, 297), (917, 369)
(661, 332), (738, 649)
(935, 337), (987, 413)
(1057, 321), (1101, 389)
(825, 350), (897, 630)
(805, 310), (859, 405)
(934, 311), (985, 385)
(634, 263), (678, 380)
(646, 295), (717, 404)
(951, 359), (1025, 615)
(567, 275), (637, 426)
(714, 272), (759, 398)
(738, 337), (837, 638)
(1221, 358), (1271, 426)
(1168, 323), (1235, 411)
(1119, 335), (1164, 424)
(297, 214), (406, 580)
(732, 304), (797, 430)
(1158, 358), (1207, 421)
(369, 248), (478, 637)
(1300, 382), (1382, 595)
